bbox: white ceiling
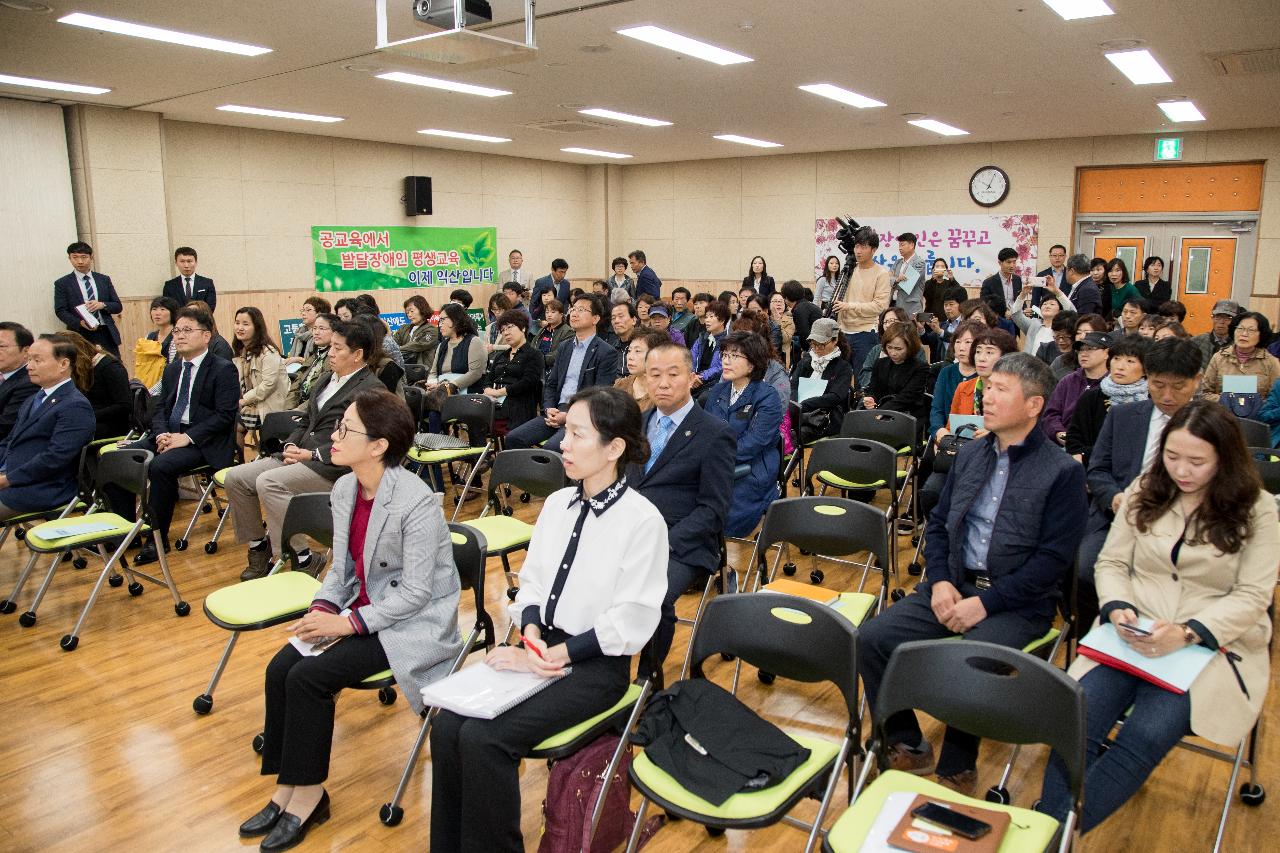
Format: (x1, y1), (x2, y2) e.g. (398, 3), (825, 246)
(2, 0), (1278, 164)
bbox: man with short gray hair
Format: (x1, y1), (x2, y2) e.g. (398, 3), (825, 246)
(1063, 254), (1101, 317)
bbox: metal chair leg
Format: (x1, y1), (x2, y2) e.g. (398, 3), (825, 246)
(623, 797), (651, 853)
(24, 552), (67, 619)
(63, 531), (137, 646)
(176, 476), (218, 546)
(194, 631), (241, 713)
(1213, 740), (1248, 853)
(586, 680), (653, 845)
(0, 550), (44, 611)
(153, 544), (186, 609)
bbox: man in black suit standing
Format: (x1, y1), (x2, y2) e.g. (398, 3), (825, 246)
(632, 341), (735, 687)
(0, 322), (38, 444)
(53, 241), (123, 357)
(109, 306), (239, 564)
(1032, 244), (1069, 306)
(979, 247), (1022, 319)
(161, 246), (216, 311)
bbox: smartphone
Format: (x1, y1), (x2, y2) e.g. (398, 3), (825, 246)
(916, 312), (935, 325)
(1119, 622), (1152, 637)
(911, 802), (992, 840)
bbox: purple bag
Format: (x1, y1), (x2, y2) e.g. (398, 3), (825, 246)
(538, 733), (663, 853)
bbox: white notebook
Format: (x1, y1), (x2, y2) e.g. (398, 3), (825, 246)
(420, 660), (569, 719)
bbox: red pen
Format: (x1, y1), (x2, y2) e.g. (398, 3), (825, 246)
(520, 638), (546, 661)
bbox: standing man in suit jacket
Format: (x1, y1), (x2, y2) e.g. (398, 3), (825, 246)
(225, 320), (384, 581)
(630, 248), (662, 301)
(108, 306), (239, 564)
(529, 258), (570, 323)
(979, 247), (1022, 319)
(497, 248), (527, 288)
(0, 322), (39, 444)
(631, 342), (735, 687)
(1033, 244), (1069, 306)
(890, 233), (929, 318)
(161, 246), (217, 311)
(505, 294), (619, 452)
(0, 337), (96, 520)
(53, 241), (123, 357)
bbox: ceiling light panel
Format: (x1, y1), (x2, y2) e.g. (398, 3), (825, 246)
(907, 119), (969, 136)
(376, 71), (510, 97)
(578, 108), (671, 127)
(1105, 49), (1173, 84)
(58, 12), (271, 56)
(217, 105), (342, 123)
(561, 147), (632, 159)
(1042, 0), (1114, 20)
(798, 84), (885, 109)
(714, 134), (782, 148)
(420, 128), (511, 143)
(616, 26), (752, 65)
(0, 73), (109, 94)
(1158, 100), (1205, 122)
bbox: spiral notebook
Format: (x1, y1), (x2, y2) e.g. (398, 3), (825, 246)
(420, 660), (569, 719)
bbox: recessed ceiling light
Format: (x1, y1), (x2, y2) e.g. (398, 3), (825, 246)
(1105, 49), (1172, 84)
(58, 12), (271, 56)
(217, 105), (342, 123)
(714, 134), (782, 148)
(1158, 100), (1205, 122)
(798, 83), (886, 109)
(375, 71), (511, 97)
(616, 25), (752, 65)
(420, 128), (511, 143)
(0, 2), (53, 12)
(0, 73), (110, 94)
(561, 147), (632, 159)
(578, 108), (671, 127)
(1042, 0), (1114, 20)
(907, 118), (969, 136)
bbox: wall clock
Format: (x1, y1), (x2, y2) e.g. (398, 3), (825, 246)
(969, 165), (1010, 207)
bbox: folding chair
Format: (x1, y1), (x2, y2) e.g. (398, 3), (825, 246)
(625, 594), (859, 853)
(406, 394), (495, 506)
(0, 443), (100, 555)
(827, 639), (1085, 853)
(192, 492), (335, 716)
(840, 409), (920, 533)
(403, 362), (428, 387)
(403, 384), (426, 430)
(1235, 417), (1271, 449)
(0, 447), (189, 650)
(379, 523), (496, 825)
(454, 448), (565, 601)
(1249, 446), (1280, 493)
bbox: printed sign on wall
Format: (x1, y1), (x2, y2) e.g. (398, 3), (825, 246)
(311, 226), (498, 291)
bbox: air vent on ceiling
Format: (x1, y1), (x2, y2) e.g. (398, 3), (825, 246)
(1208, 47), (1280, 76)
(524, 119), (611, 133)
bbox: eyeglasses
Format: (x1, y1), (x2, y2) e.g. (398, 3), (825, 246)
(568, 306), (590, 314)
(720, 351), (745, 362)
(172, 325), (208, 335)
(1236, 326), (1260, 335)
(335, 421), (370, 440)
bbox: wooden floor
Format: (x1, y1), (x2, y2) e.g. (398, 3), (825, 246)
(0, 478), (1277, 853)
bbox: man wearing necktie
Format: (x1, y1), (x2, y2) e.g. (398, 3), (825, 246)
(161, 246), (217, 311)
(53, 241), (124, 357)
(105, 306), (239, 565)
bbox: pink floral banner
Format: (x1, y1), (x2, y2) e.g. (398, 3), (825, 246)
(815, 214), (1040, 287)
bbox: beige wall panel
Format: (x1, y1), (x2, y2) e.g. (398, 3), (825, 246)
(815, 148), (903, 193)
(95, 233), (172, 297)
(1252, 238), (1279, 296)
(170, 235), (249, 294)
(743, 154), (817, 197)
(633, 239), (674, 276)
(620, 199), (675, 241)
(1257, 184), (1280, 240)
(167, 175), (245, 236)
(428, 190), (485, 225)
(70, 166), (90, 234)
(90, 168), (167, 236)
(331, 138), (414, 189)
(739, 236), (814, 285)
(672, 158), (742, 198)
(334, 183), (414, 224)
(82, 107), (162, 174)
(244, 235), (314, 291)
(1204, 129), (1280, 168)
(816, 192), (902, 218)
(242, 182), (336, 237)
(540, 196), (589, 240)
(899, 143), (994, 193)
(1000, 186), (1075, 249)
(897, 190), (973, 215)
(64, 109), (84, 172)
(674, 196), (741, 239)
(542, 240), (591, 272)
(992, 138), (1092, 188)
(740, 194), (817, 240)
(412, 147), (483, 195)
(1088, 134), (1165, 166)
(673, 237), (740, 280)
(480, 155), (543, 198)
(482, 193), (542, 240)
(621, 163), (675, 201)
(163, 121), (243, 180)
(540, 161), (589, 201)
(239, 128), (334, 185)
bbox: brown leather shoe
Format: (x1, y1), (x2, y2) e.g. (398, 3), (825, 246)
(297, 550), (327, 579)
(239, 544), (275, 581)
(886, 740), (936, 775)
(936, 769), (978, 797)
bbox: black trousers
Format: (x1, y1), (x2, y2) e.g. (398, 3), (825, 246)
(639, 558), (705, 683)
(104, 437), (205, 548)
(858, 587), (1050, 776)
(82, 325), (120, 358)
(429, 651), (630, 853)
(503, 418), (565, 452)
(260, 634), (390, 786)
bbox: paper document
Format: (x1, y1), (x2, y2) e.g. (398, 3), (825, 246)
(948, 414), (985, 432)
(288, 610), (352, 657)
(74, 305), (101, 329)
(1222, 375), (1258, 394)
(39, 520), (117, 539)
(420, 659), (568, 719)
(797, 376), (827, 403)
(859, 791), (923, 852)
(1078, 619), (1214, 693)
(438, 373), (464, 385)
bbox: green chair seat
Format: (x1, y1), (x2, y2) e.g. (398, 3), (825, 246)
(1, 502), (87, 527)
(533, 683), (642, 752)
(824, 770), (1059, 853)
(831, 592), (878, 627)
(213, 467), (232, 487)
(816, 471), (904, 490)
(462, 515), (533, 553)
(361, 668), (394, 685)
(204, 572), (322, 628)
(97, 443), (127, 455)
(25, 513), (147, 551)
(632, 732), (840, 823)
(408, 445), (484, 464)
(1022, 626), (1061, 657)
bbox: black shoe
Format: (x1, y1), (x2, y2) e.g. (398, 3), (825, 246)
(239, 801), (283, 837)
(260, 790), (329, 852)
(133, 542), (166, 566)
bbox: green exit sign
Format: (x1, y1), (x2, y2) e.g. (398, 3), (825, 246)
(1155, 137), (1183, 161)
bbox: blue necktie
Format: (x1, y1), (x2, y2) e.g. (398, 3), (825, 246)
(30, 390), (47, 412)
(82, 274), (96, 303)
(645, 415), (674, 474)
(169, 361), (193, 433)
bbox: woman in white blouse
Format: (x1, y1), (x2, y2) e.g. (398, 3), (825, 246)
(430, 385), (668, 852)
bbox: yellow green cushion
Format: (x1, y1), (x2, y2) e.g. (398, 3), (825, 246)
(825, 770), (1059, 853)
(408, 446), (484, 464)
(462, 515), (533, 553)
(204, 572), (321, 625)
(25, 513), (146, 550)
(361, 668), (394, 685)
(831, 592), (877, 627)
(1, 502), (87, 527)
(632, 732), (839, 821)
(533, 684), (642, 752)
(1022, 627), (1061, 656)
(213, 467), (232, 487)
(816, 471), (904, 490)
(98, 443), (127, 455)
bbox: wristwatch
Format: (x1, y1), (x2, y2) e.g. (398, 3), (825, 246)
(1180, 623), (1198, 646)
(311, 448), (321, 463)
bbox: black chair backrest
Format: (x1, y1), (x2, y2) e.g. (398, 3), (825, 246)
(755, 496), (888, 571)
(1250, 447), (1280, 493)
(1237, 417), (1271, 449)
(878, 640), (1086, 796)
(278, 493), (335, 563)
(840, 409), (917, 453)
(129, 381), (153, 434)
(689, 594), (859, 723)
(404, 362), (428, 386)
(403, 385), (426, 428)
(446, 522), (486, 594)
(94, 449), (153, 511)
(259, 411), (303, 455)
(440, 393), (495, 445)
(806, 437), (897, 490)
(488, 449), (566, 498)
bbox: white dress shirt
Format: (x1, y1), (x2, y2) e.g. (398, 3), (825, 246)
(315, 367), (358, 411)
(177, 350), (208, 426)
(1141, 405), (1172, 473)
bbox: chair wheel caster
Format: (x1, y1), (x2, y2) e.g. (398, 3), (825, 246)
(18, 611), (37, 627)
(985, 786), (1010, 805)
(175, 601), (191, 617)
(0, 599), (15, 614)
(128, 582), (144, 597)
(174, 538), (188, 551)
(201, 503), (213, 514)
(798, 548), (811, 556)
(204, 541), (218, 554)
(380, 803), (404, 826)
(73, 556), (88, 569)
(890, 589), (906, 602)
(252, 733), (265, 753)
(911, 535), (920, 547)
(60, 634), (78, 651)
(506, 587), (519, 601)
(378, 687), (397, 706)
(520, 492), (531, 503)
(193, 694), (213, 715)
(720, 653), (736, 661)
(810, 569), (824, 584)
(217, 508), (226, 518)
(757, 670), (776, 685)
(908, 561), (923, 576)
(706, 827), (725, 837)
(1241, 783), (1266, 805)
(782, 562), (797, 576)
(502, 506), (514, 516)
(14, 528), (24, 540)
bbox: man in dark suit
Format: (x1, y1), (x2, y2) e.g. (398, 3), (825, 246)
(1079, 338), (1201, 631)
(630, 249), (662, 301)
(54, 241), (123, 357)
(529, 258), (570, 323)
(1032, 243), (1069, 306)
(631, 341), (735, 687)
(0, 322), (39, 444)
(161, 245), (216, 311)
(979, 247), (1022, 319)
(505, 294), (619, 452)
(225, 320), (383, 581)
(109, 306), (239, 564)
(0, 337), (96, 520)
(1061, 253), (1102, 317)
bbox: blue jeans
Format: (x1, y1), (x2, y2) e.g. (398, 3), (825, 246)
(1038, 664), (1191, 833)
(844, 331), (877, 389)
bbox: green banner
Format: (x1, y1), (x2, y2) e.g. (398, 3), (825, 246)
(311, 225), (497, 292)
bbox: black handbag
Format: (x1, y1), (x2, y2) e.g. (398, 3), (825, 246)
(932, 423), (979, 473)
